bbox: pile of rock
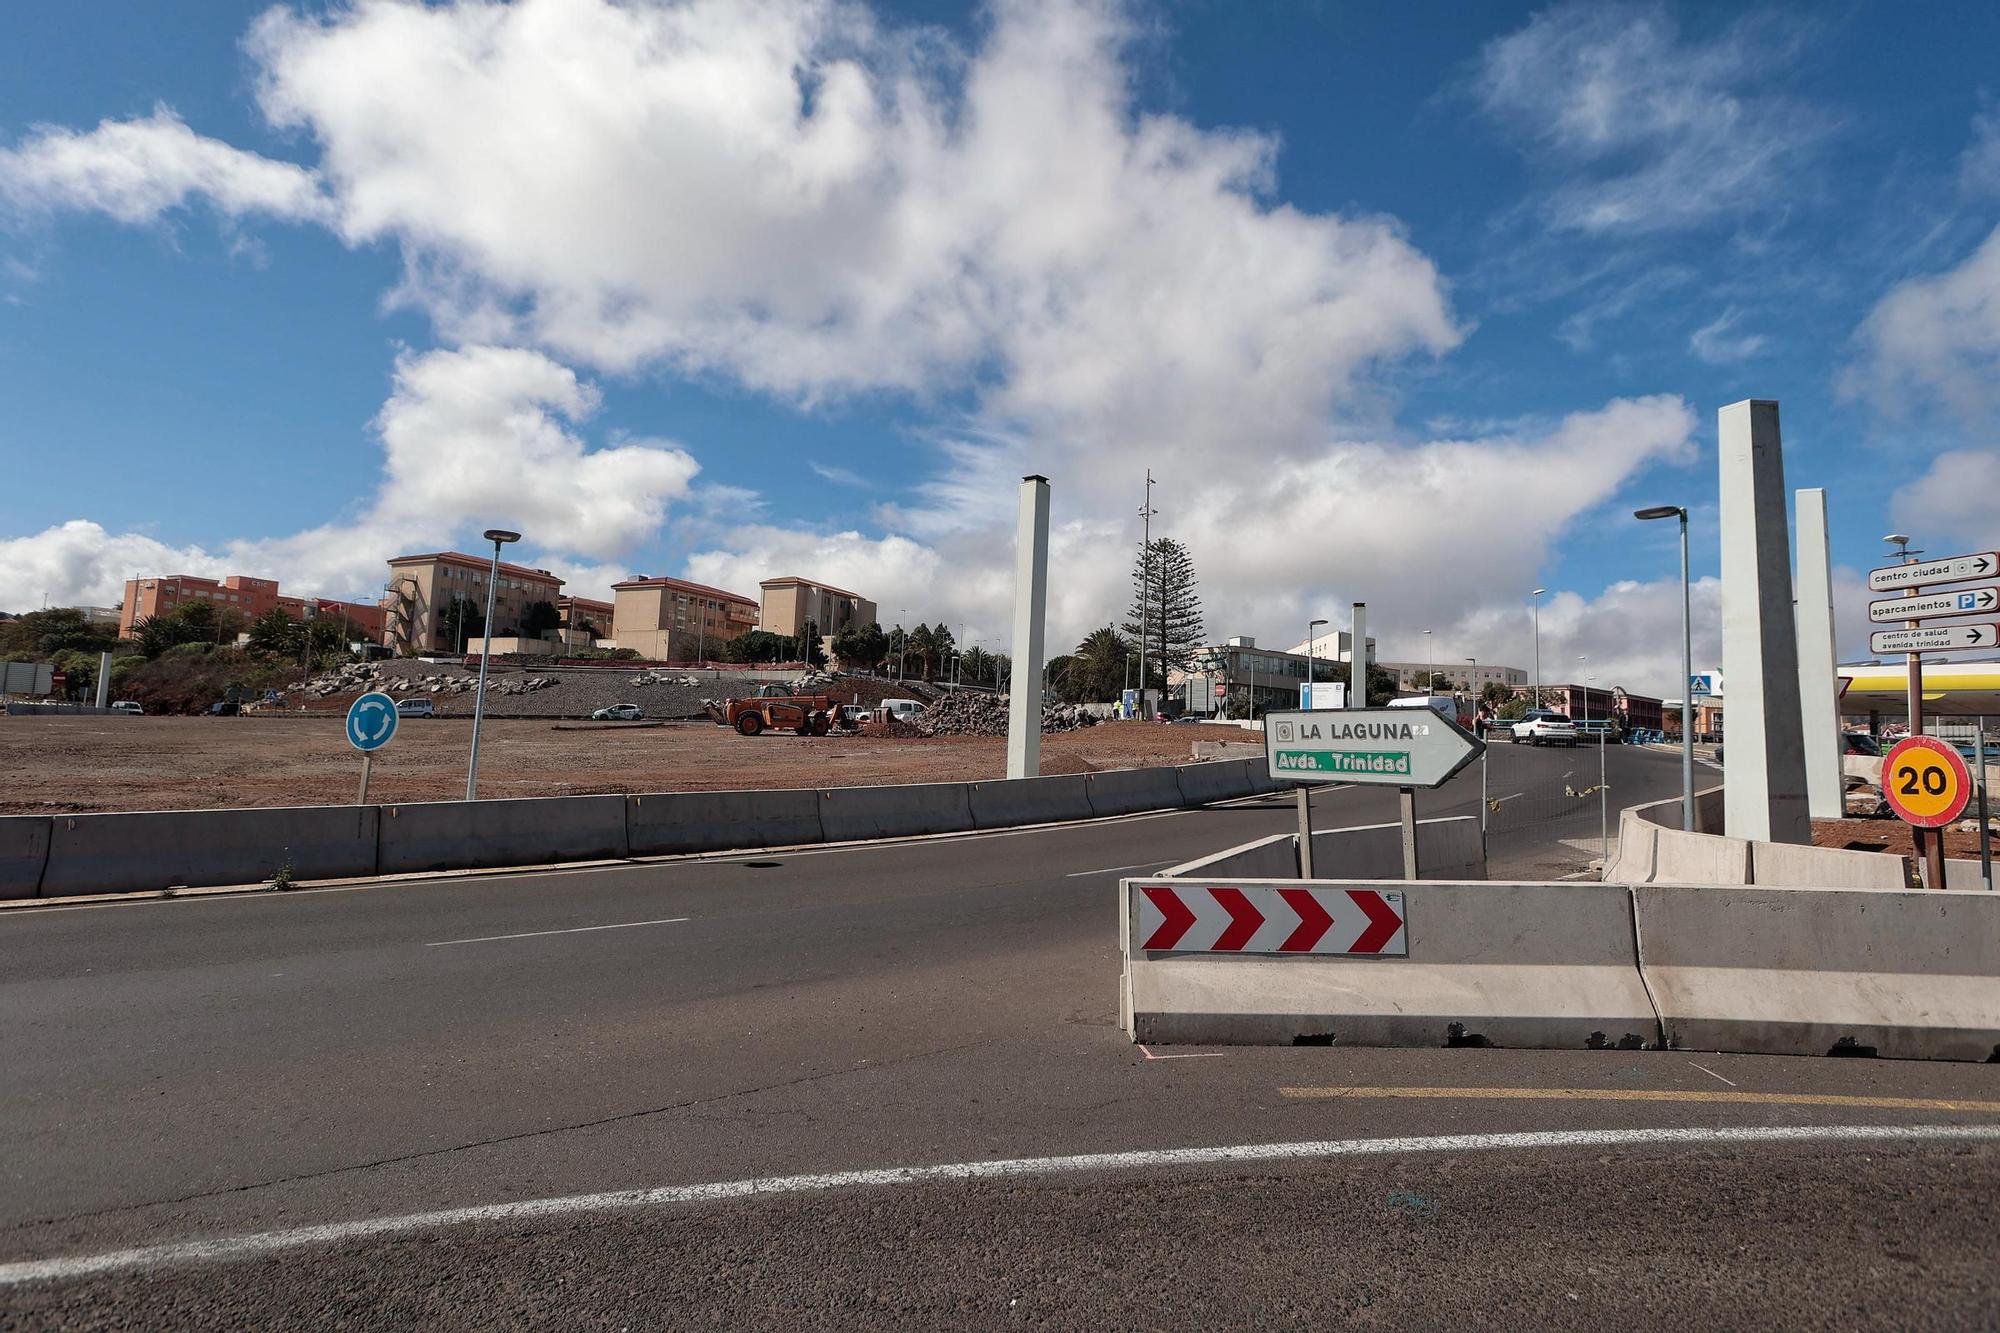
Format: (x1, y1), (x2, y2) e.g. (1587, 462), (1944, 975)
(901, 692), (1100, 737)
(628, 672), (704, 688)
(289, 662), (383, 698)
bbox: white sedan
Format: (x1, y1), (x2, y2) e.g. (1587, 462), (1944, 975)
(591, 703), (646, 721)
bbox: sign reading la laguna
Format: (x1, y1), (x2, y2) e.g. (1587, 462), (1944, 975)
(1264, 707), (1483, 789)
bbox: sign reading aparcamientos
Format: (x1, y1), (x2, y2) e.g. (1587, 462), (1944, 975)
(1263, 708), (1483, 789)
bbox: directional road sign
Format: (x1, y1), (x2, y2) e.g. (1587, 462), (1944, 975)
(1880, 736), (1972, 829)
(345, 691), (400, 753)
(1867, 624), (2000, 655)
(1868, 551), (1999, 592)
(1867, 586), (2000, 623)
(1264, 708), (1483, 788)
(1134, 882), (1407, 955)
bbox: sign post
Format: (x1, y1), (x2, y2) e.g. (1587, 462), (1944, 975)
(345, 691), (400, 804)
(1866, 548), (2000, 888)
(1264, 707), (1484, 881)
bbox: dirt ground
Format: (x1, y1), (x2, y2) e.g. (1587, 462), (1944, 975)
(0, 716), (1249, 814)
(1812, 815), (1994, 862)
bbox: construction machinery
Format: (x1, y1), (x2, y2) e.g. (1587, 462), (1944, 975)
(707, 683), (840, 736)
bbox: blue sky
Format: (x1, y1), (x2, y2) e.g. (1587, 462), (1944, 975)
(3, 0), (1998, 692)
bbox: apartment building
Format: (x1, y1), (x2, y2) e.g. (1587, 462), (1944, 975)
(382, 552), (564, 655)
(558, 595), (615, 648)
(757, 576), (877, 640)
(120, 574), (385, 641)
(1375, 660), (1528, 692)
(610, 576), (758, 662)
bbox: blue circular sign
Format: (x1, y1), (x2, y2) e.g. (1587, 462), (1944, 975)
(345, 691), (400, 753)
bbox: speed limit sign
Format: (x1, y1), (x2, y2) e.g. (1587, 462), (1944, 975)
(1880, 736), (1972, 829)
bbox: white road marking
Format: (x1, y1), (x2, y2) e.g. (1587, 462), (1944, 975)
(1136, 1043), (1226, 1061)
(425, 917), (689, 947)
(1689, 1061), (1738, 1087)
(1066, 859), (1177, 878)
(0, 1124), (1992, 1286)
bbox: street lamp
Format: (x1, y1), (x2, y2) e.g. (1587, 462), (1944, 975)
(1530, 588), (1546, 709)
(1424, 628), (1433, 689)
(466, 528), (520, 801)
(1635, 504), (1692, 832)
(1307, 617), (1327, 703)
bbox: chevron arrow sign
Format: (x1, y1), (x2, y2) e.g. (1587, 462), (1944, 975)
(1134, 883), (1407, 956)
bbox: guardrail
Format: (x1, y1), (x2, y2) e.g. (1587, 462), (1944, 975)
(0, 758), (1283, 899)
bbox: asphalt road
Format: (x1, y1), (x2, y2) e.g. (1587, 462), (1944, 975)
(5, 742), (1996, 1327)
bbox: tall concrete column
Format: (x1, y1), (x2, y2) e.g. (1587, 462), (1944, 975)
(1718, 400), (1811, 843)
(1795, 488), (1843, 819)
(1348, 603), (1366, 708)
(93, 651), (112, 709)
(1006, 475), (1051, 779)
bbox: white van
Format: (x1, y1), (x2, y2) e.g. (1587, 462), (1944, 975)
(396, 698), (437, 719)
(878, 698), (925, 724)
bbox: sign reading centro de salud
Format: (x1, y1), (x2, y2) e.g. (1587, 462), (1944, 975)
(1263, 708), (1484, 789)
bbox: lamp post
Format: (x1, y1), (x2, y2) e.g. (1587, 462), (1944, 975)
(1424, 628), (1433, 690)
(466, 527), (520, 802)
(897, 609), (908, 681)
(1634, 505), (1692, 831)
(1307, 617), (1327, 703)
(1530, 588), (1545, 709)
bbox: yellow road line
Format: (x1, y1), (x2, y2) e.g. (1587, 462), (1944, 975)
(1280, 1086), (2000, 1114)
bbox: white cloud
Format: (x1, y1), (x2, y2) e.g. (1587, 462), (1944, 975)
(1475, 3), (1825, 235)
(1848, 224), (2000, 424)
(1961, 103), (2000, 196)
(808, 461), (872, 488)
(0, 106), (328, 225)
(1891, 448), (2000, 552)
(1687, 307), (1767, 364)
(0, 347), (701, 610)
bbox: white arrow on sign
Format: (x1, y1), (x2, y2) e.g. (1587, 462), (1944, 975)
(1868, 623), (2000, 654)
(1263, 707), (1484, 789)
(1867, 585), (2000, 623)
(1868, 551), (1999, 592)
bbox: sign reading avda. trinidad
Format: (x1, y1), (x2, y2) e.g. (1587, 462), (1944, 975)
(1263, 708), (1484, 789)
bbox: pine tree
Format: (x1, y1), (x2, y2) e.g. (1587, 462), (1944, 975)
(1120, 537), (1204, 687)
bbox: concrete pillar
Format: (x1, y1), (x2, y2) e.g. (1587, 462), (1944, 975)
(94, 651), (112, 709)
(1718, 400), (1811, 843)
(1006, 475), (1051, 779)
(1348, 603), (1366, 708)
(1795, 488), (1842, 819)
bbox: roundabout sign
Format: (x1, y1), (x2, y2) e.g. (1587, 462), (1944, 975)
(345, 691), (400, 803)
(1880, 736), (1971, 830)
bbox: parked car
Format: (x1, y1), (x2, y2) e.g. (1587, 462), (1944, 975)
(1841, 732), (1880, 756)
(208, 701), (239, 717)
(591, 703), (645, 721)
(396, 698), (436, 719)
(1512, 709), (1577, 747)
(837, 704), (872, 728)
(110, 700), (144, 715)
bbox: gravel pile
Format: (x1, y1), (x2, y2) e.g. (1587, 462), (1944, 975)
(899, 692), (1100, 737)
(280, 660), (799, 719)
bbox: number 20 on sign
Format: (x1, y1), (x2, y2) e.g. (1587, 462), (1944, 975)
(1880, 736), (1972, 829)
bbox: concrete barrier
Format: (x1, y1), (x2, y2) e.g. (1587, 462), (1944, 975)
(967, 774), (1093, 830)
(1634, 883), (2000, 1061)
(1086, 767), (1187, 818)
(818, 782), (974, 842)
(377, 795), (627, 874)
(1842, 754), (1883, 786)
(1123, 879), (1658, 1049)
(1649, 826), (1751, 885)
(1174, 760), (1256, 807)
(41, 805), (381, 895)
(1749, 839), (1907, 889)
(626, 787), (824, 856)
(1160, 816), (1486, 882)
(0, 815), (52, 899)
(1944, 858), (1994, 890)
(1602, 808), (1659, 883)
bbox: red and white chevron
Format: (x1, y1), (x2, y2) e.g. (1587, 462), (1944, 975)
(1134, 883), (1407, 956)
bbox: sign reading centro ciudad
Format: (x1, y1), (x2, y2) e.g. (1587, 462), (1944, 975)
(1264, 708), (1484, 789)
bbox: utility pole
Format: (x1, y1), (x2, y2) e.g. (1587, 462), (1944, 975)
(1137, 470), (1156, 719)
(1531, 587), (1545, 709)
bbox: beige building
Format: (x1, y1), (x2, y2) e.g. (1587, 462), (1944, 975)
(1374, 660), (1528, 692)
(610, 576), (758, 662)
(382, 552), (565, 655)
(758, 576), (876, 640)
